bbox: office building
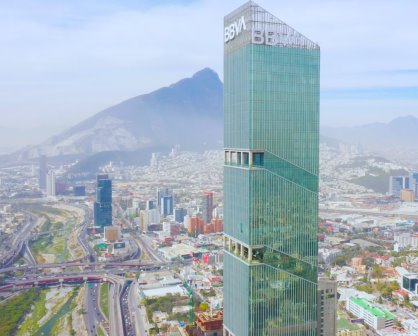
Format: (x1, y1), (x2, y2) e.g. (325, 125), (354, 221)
(39, 155), (47, 190)
(174, 207), (187, 223)
(46, 170), (56, 197)
(346, 297), (395, 330)
(317, 278), (337, 336)
(73, 186), (86, 197)
(389, 176), (409, 197)
(223, 2), (320, 335)
(94, 174), (112, 227)
(146, 199), (155, 210)
(410, 172), (418, 198)
(157, 187), (172, 208)
(202, 191), (214, 224)
(161, 195), (174, 217)
(140, 209), (160, 232)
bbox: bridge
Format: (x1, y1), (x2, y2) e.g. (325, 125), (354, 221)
(0, 274), (116, 292)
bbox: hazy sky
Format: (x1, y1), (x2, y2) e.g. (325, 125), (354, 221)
(1, 0), (418, 152)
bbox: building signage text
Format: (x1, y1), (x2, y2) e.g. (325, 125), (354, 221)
(224, 16), (246, 43)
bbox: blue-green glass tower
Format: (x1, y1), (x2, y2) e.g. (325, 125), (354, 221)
(223, 2), (320, 335)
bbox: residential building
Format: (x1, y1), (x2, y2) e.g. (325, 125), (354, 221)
(223, 2), (320, 335)
(196, 310), (224, 336)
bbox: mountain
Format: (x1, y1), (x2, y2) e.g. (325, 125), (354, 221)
(8, 68), (223, 162)
(321, 116), (418, 167)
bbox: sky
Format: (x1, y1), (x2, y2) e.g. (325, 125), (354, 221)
(1, 0), (418, 153)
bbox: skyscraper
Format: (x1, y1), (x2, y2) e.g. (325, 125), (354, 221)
(46, 170), (56, 197)
(39, 155), (47, 190)
(94, 174), (112, 227)
(389, 176), (409, 197)
(202, 191), (214, 224)
(160, 195), (174, 217)
(223, 2), (320, 336)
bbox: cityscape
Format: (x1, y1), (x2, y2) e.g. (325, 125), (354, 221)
(1, 1), (418, 336)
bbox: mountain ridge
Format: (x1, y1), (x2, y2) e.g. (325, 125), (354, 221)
(8, 67), (223, 162)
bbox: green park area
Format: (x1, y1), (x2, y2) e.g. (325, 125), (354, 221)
(99, 282), (110, 321)
(337, 311), (362, 332)
(24, 204), (81, 263)
(0, 289), (39, 336)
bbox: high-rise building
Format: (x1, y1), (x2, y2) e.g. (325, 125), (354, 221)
(389, 176), (409, 197)
(174, 207), (187, 223)
(223, 2), (320, 335)
(94, 174), (112, 227)
(409, 172), (418, 198)
(146, 199), (155, 210)
(46, 170), (56, 197)
(39, 155), (47, 190)
(157, 187), (173, 208)
(202, 191), (214, 224)
(317, 278), (337, 336)
(73, 185), (86, 197)
(161, 195), (174, 217)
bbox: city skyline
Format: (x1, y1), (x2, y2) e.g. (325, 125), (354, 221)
(1, 0), (418, 153)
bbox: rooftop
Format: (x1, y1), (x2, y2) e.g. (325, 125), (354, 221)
(350, 297), (395, 319)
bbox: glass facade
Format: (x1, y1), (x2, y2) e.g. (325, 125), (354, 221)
(223, 2), (319, 336)
(94, 174), (112, 227)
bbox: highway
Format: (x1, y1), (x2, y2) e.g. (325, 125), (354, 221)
(129, 281), (147, 336)
(0, 212), (43, 268)
(132, 233), (164, 263)
(120, 281), (135, 336)
(109, 280), (125, 336)
(85, 282), (106, 336)
(0, 203), (177, 336)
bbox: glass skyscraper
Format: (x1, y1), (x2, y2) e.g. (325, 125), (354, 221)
(94, 174), (112, 227)
(223, 2), (320, 336)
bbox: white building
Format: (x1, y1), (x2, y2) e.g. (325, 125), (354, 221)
(346, 297), (395, 330)
(46, 170), (56, 197)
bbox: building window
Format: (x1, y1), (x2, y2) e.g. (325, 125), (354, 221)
(243, 152), (249, 165)
(253, 152), (264, 166)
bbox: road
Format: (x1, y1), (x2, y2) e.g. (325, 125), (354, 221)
(85, 283), (106, 336)
(120, 281), (135, 336)
(109, 281), (125, 336)
(132, 233), (164, 263)
(0, 212), (44, 268)
(129, 281), (148, 336)
(319, 205), (418, 219)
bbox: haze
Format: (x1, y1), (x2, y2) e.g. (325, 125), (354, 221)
(1, 0), (418, 153)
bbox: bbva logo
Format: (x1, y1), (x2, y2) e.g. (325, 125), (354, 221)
(224, 16), (246, 43)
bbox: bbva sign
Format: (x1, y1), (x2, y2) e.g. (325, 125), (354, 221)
(224, 16), (246, 43)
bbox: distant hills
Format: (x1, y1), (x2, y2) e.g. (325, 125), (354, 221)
(321, 116), (418, 167)
(4, 68), (223, 166)
(2, 66), (418, 173)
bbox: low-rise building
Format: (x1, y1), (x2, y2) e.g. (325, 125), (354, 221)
(346, 297), (395, 330)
